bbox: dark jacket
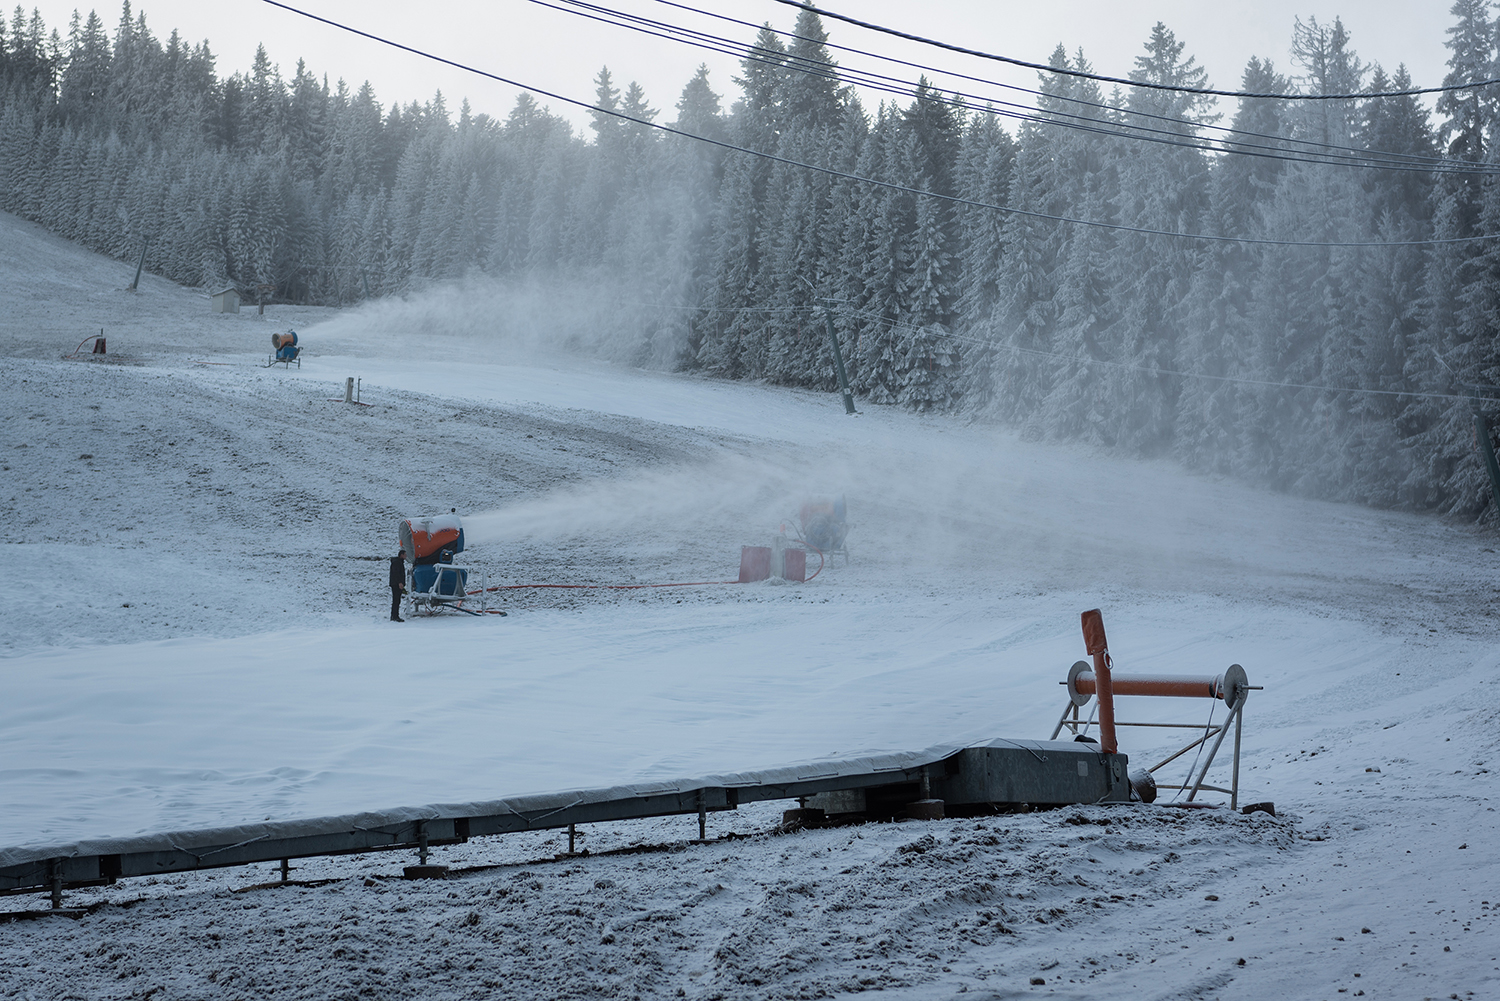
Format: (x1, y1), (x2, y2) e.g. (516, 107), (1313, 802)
(389, 556), (405, 589)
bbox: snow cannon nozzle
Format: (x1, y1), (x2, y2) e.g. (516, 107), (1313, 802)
(1081, 608), (1108, 657)
(399, 512), (465, 566)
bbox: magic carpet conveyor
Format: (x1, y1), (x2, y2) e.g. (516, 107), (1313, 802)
(2, 610), (1253, 906)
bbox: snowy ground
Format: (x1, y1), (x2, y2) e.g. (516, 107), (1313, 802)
(1, 210), (1496, 999)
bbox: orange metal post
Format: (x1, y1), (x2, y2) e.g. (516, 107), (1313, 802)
(1080, 609), (1117, 754)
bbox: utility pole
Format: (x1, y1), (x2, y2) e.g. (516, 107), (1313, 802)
(801, 275), (857, 415)
(822, 305), (858, 415)
(128, 235), (151, 292)
(1471, 392), (1500, 518)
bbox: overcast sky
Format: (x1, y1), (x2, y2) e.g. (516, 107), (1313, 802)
(20, 1), (1455, 134)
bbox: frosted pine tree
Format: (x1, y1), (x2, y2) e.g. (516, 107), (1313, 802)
(1241, 17), (1370, 492)
(1021, 48), (1118, 440)
(898, 179), (959, 409)
(1401, 0), (1497, 515)
(892, 80), (962, 408)
(57, 9), (110, 126)
(1096, 24), (1212, 455)
(1337, 66), (1435, 506)
(854, 107), (910, 403)
(1174, 58), (1289, 477)
(952, 111), (1015, 412)
(1033, 161), (1117, 443)
(825, 95), (870, 391)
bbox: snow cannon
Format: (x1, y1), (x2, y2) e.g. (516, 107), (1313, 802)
(798, 495), (848, 562)
(269, 330), (301, 367)
(399, 512), (485, 614)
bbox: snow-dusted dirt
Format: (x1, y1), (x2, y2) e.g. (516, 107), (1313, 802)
(1, 210), (1496, 999)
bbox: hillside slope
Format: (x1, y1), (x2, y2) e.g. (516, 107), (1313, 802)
(0, 212), (1495, 1001)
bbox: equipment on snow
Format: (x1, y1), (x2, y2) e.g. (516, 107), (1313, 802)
(798, 495), (848, 563)
(268, 330), (301, 368)
(397, 511), (489, 616)
(1052, 609), (1261, 809)
(0, 606), (1264, 905)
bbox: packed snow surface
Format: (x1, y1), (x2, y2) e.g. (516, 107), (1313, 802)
(0, 212), (1495, 998)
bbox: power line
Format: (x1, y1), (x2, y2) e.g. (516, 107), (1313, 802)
(652, 0), (1476, 172)
(258, 0), (1496, 249)
(771, 0), (1500, 102)
(542, 0), (1489, 176)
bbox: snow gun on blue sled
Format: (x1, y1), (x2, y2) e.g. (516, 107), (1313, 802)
(268, 330), (300, 368)
(399, 512), (490, 616)
(798, 495), (849, 565)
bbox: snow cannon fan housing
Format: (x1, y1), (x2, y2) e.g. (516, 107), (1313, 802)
(271, 330), (298, 361)
(799, 495), (848, 554)
(400, 514), (466, 596)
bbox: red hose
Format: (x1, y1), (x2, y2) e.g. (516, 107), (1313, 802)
(461, 533), (833, 595)
(798, 541), (825, 582)
(468, 580), (739, 595)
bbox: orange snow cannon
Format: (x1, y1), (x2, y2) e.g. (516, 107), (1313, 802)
(399, 513), (464, 565)
(268, 330), (301, 367)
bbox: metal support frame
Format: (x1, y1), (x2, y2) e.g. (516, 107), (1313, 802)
(1052, 687), (1251, 809)
(406, 565), (486, 617)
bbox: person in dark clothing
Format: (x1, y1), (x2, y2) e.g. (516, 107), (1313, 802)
(389, 550), (406, 621)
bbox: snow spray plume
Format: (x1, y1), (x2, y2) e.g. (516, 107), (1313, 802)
(458, 432), (1216, 588)
(484, 420), (1338, 595)
(304, 269), (693, 369)
(462, 453), (807, 547)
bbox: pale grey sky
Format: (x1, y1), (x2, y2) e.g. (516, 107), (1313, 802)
(20, 1), (1455, 133)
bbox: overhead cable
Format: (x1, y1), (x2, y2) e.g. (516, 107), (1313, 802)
(770, 0), (1500, 101)
(258, 0), (1497, 249)
(542, 0), (1484, 176)
(650, 0), (1475, 172)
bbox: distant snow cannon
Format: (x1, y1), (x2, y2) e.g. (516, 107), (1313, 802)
(798, 495), (849, 563)
(268, 330), (301, 368)
(739, 496), (850, 583)
(399, 512), (488, 615)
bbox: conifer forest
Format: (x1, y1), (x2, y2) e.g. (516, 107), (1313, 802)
(2, 3), (1496, 519)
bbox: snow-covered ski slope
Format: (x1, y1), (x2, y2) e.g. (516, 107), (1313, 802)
(1, 211), (1496, 999)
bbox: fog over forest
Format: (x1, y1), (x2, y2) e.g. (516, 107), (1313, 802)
(1, 2), (1496, 519)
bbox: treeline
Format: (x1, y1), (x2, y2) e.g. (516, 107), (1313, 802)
(2, 2), (1498, 518)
